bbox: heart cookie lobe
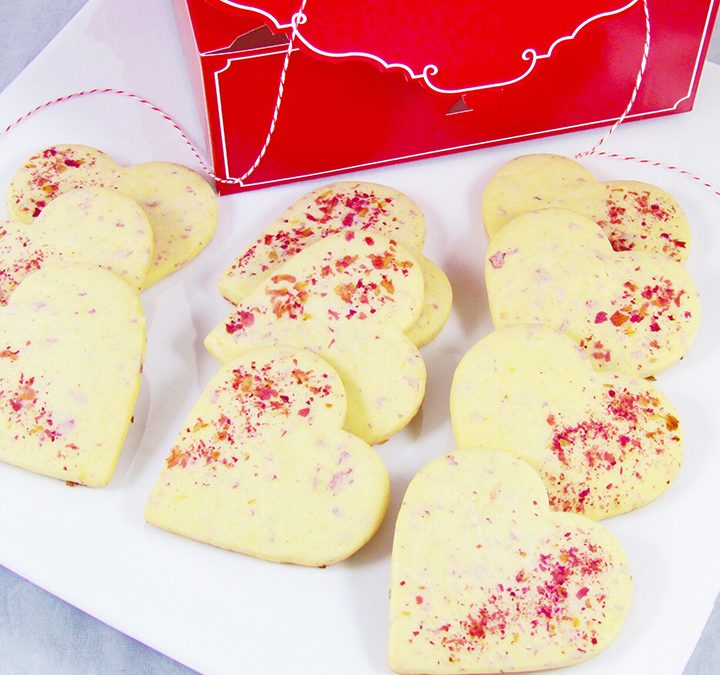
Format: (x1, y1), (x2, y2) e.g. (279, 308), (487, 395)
(0, 263), (145, 486)
(482, 154), (596, 238)
(145, 346), (390, 566)
(485, 208), (700, 377)
(580, 180), (690, 262)
(220, 181), (451, 347)
(206, 232), (427, 445)
(482, 154), (690, 261)
(451, 325), (682, 519)
(0, 187), (154, 303)
(8, 145), (120, 222)
(115, 162), (217, 287)
(389, 450), (632, 674)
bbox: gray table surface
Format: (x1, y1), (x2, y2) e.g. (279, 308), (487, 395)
(1, 3), (719, 674)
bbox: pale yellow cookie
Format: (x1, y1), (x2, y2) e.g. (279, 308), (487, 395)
(145, 346), (389, 566)
(0, 187), (153, 302)
(116, 162), (217, 287)
(7, 145), (120, 222)
(485, 208), (700, 376)
(206, 232), (426, 444)
(482, 154), (690, 261)
(219, 182), (451, 347)
(389, 449), (632, 674)
(0, 263), (145, 486)
(451, 325), (682, 519)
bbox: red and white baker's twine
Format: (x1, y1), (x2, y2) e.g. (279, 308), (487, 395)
(575, 0), (719, 197)
(1, 0), (718, 197)
(576, 0), (651, 158)
(582, 154), (720, 198)
(238, 0), (308, 184)
(0, 87), (230, 183)
(0, 0), (308, 188)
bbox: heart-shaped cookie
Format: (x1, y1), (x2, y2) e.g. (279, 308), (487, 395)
(145, 346), (389, 566)
(7, 144), (217, 287)
(485, 208), (700, 376)
(115, 162), (218, 287)
(1, 187), (153, 302)
(451, 325), (682, 519)
(389, 449), (632, 674)
(482, 154), (690, 261)
(205, 232), (427, 445)
(219, 181), (452, 347)
(0, 263), (145, 486)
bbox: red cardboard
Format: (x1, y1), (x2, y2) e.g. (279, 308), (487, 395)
(174, 0), (719, 194)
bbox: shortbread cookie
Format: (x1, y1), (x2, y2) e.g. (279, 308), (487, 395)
(7, 144), (217, 286)
(0, 187), (153, 302)
(451, 325), (682, 519)
(482, 154), (690, 261)
(485, 208), (700, 376)
(206, 232), (426, 445)
(115, 162), (217, 287)
(389, 449), (632, 674)
(145, 346), (389, 566)
(219, 182), (451, 347)
(7, 145), (120, 221)
(0, 263), (145, 486)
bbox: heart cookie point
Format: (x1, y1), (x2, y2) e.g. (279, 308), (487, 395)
(0, 263), (145, 486)
(451, 325), (683, 519)
(485, 208), (700, 377)
(146, 346), (389, 566)
(389, 449), (632, 674)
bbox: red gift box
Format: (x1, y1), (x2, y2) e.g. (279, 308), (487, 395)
(173, 0), (719, 195)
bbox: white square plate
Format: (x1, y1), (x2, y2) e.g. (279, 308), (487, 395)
(1, 1), (719, 673)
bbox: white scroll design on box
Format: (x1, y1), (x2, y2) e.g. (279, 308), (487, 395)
(203, 0), (718, 188)
(212, 0), (641, 93)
